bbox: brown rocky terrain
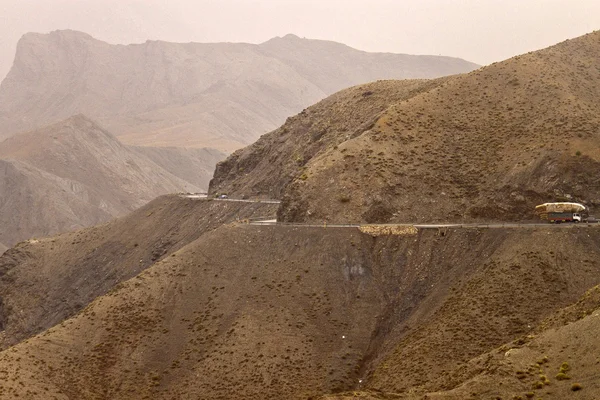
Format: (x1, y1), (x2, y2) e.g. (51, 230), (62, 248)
(0, 218), (598, 399)
(0, 157), (113, 246)
(210, 78), (448, 199)
(324, 285), (600, 400)
(0, 30), (599, 400)
(211, 30), (600, 223)
(0, 30), (478, 151)
(0, 115), (217, 246)
(0, 195), (277, 350)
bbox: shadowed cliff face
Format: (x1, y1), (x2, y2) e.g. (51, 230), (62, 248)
(211, 31), (600, 223)
(0, 30), (478, 151)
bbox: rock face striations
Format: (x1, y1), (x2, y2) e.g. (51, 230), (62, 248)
(211, 30), (600, 223)
(0, 30), (478, 151)
(0, 115), (211, 246)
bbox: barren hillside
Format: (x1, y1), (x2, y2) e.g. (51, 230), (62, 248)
(0, 195), (277, 350)
(0, 158), (112, 246)
(131, 146), (225, 191)
(0, 29), (599, 400)
(325, 285), (600, 400)
(211, 30), (600, 223)
(0, 223), (598, 399)
(210, 78), (448, 198)
(0, 30), (478, 151)
(0, 115), (204, 245)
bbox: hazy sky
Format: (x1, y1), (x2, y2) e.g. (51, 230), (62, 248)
(1, 0), (599, 80)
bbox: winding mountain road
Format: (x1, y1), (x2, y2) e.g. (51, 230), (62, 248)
(180, 194), (600, 230)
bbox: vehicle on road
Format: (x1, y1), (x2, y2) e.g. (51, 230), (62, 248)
(547, 212), (582, 223)
(535, 202), (588, 223)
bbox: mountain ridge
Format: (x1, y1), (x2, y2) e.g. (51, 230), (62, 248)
(0, 29), (479, 151)
(0, 220), (598, 399)
(0, 114), (212, 246)
(210, 30), (600, 223)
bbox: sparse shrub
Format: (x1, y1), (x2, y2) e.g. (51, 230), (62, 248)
(537, 356), (549, 364)
(338, 194), (351, 203)
(532, 381), (544, 389)
(571, 383), (583, 391)
(525, 392), (535, 398)
(576, 150), (582, 156)
(559, 362), (570, 373)
(555, 372), (570, 381)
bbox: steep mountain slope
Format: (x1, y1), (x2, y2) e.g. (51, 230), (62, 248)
(0, 30), (478, 151)
(212, 30), (600, 223)
(131, 146), (225, 191)
(0, 158), (112, 246)
(0, 225), (599, 399)
(0, 195), (277, 350)
(0, 115), (200, 245)
(325, 287), (600, 400)
(210, 78), (448, 198)
(1, 30), (600, 400)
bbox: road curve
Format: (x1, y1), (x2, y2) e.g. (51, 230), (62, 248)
(180, 194), (281, 205)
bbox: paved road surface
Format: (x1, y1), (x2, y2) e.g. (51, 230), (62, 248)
(179, 195), (599, 229)
(180, 194), (281, 205)
(248, 220), (600, 229)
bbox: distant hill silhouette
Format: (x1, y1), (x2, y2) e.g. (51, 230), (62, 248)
(0, 30), (478, 151)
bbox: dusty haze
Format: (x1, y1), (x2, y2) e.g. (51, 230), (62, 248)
(1, 0), (599, 81)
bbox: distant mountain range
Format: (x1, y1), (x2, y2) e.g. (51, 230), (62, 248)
(211, 31), (600, 224)
(0, 30), (479, 151)
(0, 115), (221, 246)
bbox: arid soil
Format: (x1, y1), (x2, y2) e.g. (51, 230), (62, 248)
(211, 31), (600, 223)
(0, 30), (477, 151)
(324, 286), (600, 400)
(0, 196), (277, 350)
(0, 202), (599, 399)
(0, 30), (599, 400)
(210, 78), (448, 199)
